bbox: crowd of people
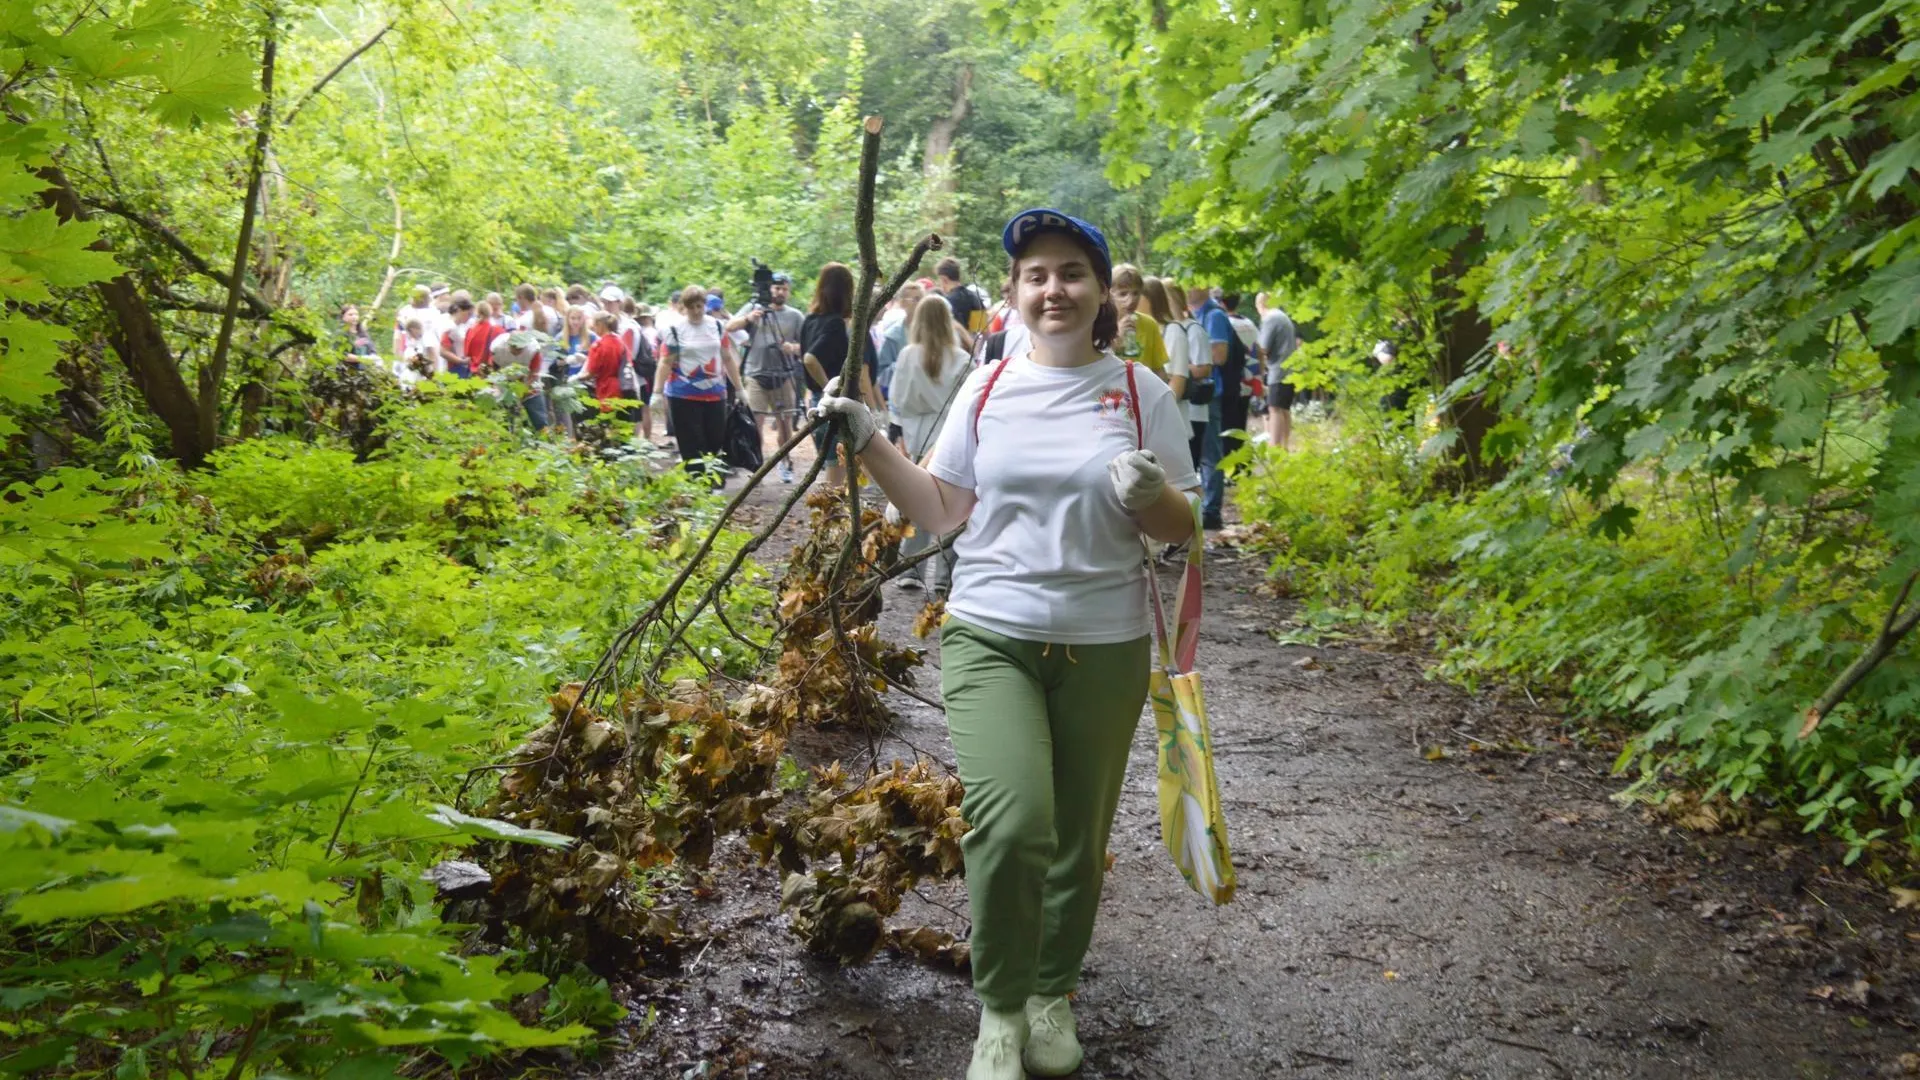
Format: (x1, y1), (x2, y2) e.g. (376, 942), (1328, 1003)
(335, 253), (1304, 522)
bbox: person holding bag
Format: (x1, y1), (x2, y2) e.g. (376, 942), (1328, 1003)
(812, 209), (1199, 1080)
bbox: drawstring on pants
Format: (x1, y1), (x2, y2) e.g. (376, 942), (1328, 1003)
(1040, 643), (1081, 664)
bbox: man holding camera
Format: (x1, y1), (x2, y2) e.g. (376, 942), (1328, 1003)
(726, 271), (805, 483)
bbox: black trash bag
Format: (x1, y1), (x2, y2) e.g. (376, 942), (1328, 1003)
(724, 399), (763, 472)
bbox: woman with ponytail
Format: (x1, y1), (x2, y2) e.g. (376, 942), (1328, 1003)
(812, 210), (1200, 1080)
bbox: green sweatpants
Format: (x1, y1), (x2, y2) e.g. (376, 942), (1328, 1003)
(940, 617), (1150, 1011)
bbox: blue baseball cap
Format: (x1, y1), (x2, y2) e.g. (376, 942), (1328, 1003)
(705, 294), (725, 312)
(1002, 208), (1112, 280)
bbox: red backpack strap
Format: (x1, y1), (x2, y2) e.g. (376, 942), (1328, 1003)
(1123, 360), (1144, 448)
(970, 357), (1012, 443)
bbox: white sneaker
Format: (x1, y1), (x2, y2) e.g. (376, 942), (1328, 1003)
(1023, 994), (1083, 1076)
(898, 576), (924, 592)
(780, 461), (795, 483)
(967, 1006), (1029, 1080)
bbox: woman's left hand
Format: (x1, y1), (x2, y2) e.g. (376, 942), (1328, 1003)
(1108, 449), (1165, 511)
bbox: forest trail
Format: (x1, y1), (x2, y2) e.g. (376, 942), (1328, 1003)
(609, 461), (1920, 1080)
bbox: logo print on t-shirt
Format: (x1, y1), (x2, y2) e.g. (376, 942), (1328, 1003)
(1092, 387), (1134, 430)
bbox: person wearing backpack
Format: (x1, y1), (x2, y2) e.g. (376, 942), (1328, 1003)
(1186, 285), (1236, 531)
(935, 256), (988, 351)
(1145, 276), (1209, 475)
(813, 209), (1199, 1080)
(657, 284), (743, 486)
(626, 300), (660, 443)
(886, 292), (971, 594)
(1219, 292), (1257, 444)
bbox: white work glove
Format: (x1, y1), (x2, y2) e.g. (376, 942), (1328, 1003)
(884, 502), (903, 526)
(1108, 449), (1166, 511)
(809, 376), (878, 453)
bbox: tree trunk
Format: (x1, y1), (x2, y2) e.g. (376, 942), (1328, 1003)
(923, 65), (972, 237)
(38, 165), (207, 466)
(200, 17), (278, 455)
(1431, 227), (1502, 484)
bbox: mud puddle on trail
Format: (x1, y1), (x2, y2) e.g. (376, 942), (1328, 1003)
(598, 463), (1920, 1080)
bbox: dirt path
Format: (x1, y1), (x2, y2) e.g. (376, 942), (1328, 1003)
(604, 461), (1920, 1080)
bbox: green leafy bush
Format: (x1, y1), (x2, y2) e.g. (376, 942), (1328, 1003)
(0, 393), (763, 1076)
(1232, 420), (1920, 867)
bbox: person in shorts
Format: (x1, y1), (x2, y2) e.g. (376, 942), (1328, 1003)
(1255, 291), (1299, 450)
(726, 273), (806, 481)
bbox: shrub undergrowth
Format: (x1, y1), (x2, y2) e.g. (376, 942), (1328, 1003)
(0, 389), (765, 1076)
(1231, 414), (1919, 870)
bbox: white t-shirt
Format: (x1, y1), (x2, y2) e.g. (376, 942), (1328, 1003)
(441, 317), (472, 359)
(1183, 316), (1212, 390)
(1001, 314), (1031, 365)
(396, 304), (447, 343)
(927, 352), (1201, 645)
(1161, 319), (1205, 422)
(660, 316), (728, 398)
(1229, 314), (1258, 353)
(491, 336), (545, 382)
(512, 305), (558, 334)
(396, 329), (438, 364)
(889, 343), (971, 445)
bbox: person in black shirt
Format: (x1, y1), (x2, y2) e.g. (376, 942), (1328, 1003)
(801, 262), (879, 486)
(935, 256), (983, 351)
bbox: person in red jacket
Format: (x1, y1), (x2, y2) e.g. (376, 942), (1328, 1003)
(464, 300), (506, 374)
(583, 311), (640, 433)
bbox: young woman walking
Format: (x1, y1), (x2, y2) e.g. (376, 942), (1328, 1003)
(657, 285), (743, 486)
(884, 292), (972, 593)
(814, 210), (1199, 1080)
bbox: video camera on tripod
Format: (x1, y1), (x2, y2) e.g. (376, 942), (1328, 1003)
(749, 258), (778, 310)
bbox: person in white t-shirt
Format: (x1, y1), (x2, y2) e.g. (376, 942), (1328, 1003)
(391, 285), (446, 359)
(510, 283), (554, 335)
(491, 330), (550, 430)
(394, 316), (440, 385)
(813, 209), (1199, 1080)
(1146, 276), (1210, 472)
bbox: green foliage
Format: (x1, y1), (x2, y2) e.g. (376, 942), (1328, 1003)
(0, 391), (761, 1076)
(1233, 415), (1919, 866)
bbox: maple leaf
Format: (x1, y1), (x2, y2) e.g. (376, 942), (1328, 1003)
(0, 210), (119, 302)
(0, 310), (69, 438)
(147, 30), (263, 126)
